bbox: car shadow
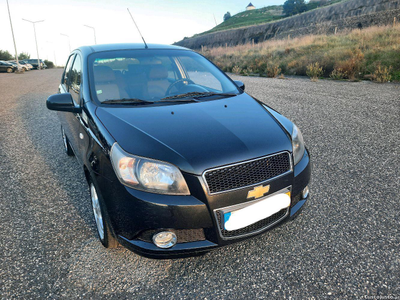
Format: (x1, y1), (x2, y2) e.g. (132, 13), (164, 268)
(17, 92), (96, 236)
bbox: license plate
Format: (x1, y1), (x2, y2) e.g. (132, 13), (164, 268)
(223, 191), (291, 231)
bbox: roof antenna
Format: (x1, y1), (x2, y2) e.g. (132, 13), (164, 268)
(127, 8), (148, 49)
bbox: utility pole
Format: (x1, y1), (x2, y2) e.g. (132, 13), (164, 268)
(213, 14), (217, 26)
(84, 25), (97, 44)
(22, 18), (44, 70)
(6, 0), (20, 71)
(60, 33), (71, 52)
(54, 50), (57, 67)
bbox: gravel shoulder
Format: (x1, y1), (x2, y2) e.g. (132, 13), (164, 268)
(0, 70), (399, 299)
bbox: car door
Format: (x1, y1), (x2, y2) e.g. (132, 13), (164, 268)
(0, 62), (8, 72)
(63, 53), (89, 165)
(58, 54), (76, 154)
(67, 53), (90, 164)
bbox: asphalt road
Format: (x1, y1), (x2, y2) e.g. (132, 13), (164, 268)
(0, 69), (399, 299)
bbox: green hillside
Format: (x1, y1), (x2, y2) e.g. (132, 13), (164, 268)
(196, 0), (347, 36)
(209, 5), (284, 34)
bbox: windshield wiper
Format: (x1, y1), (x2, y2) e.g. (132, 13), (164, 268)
(161, 92), (236, 101)
(194, 92), (237, 99)
(102, 98), (154, 104)
(160, 92), (206, 101)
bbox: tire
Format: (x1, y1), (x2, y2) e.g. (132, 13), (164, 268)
(6, 67), (13, 73)
(89, 180), (118, 248)
(61, 126), (74, 156)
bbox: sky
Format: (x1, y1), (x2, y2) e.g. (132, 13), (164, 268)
(1, 0), (285, 65)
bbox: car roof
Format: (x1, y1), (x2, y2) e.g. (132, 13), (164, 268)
(75, 43), (190, 57)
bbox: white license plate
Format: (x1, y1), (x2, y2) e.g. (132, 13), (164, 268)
(223, 191), (291, 231)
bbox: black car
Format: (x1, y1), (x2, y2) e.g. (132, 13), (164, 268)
(0, 60), (16, 73)
(47, 44), (311, 258)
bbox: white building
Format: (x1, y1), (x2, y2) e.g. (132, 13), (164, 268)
(246, 2), (256, 10)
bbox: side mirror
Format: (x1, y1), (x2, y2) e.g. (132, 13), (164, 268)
(234, 80), (245, 91)
(46, 93), (81, 113)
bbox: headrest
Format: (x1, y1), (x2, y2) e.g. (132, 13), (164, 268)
(149, 65), (168, 80)
(94, 66), (116, 82)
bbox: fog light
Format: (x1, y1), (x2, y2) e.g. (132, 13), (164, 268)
(152, 231), (177, 249)
(302, 186), (309, 199)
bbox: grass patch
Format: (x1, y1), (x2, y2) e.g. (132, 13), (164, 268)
(203, 25), (400, 82)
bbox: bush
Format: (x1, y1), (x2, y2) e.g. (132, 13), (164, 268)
(373, 65), (392, 83)
(204, 24), (400, 82)
(330, 68), (347, 80)
(335, 49), (364, 80)
(306, 62), (323, 81)
(232, 65), (242, 74)
(44, 60), (54, 68)
(243, 66), (254, 76)
(266, 65), (282, 78)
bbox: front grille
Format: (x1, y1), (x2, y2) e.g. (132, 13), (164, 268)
(216, 208), (288, 239)
(204, 152), (291, 194)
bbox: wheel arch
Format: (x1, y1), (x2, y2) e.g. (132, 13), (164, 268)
(83, 165), (90, 184)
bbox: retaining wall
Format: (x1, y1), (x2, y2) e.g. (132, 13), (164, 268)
(175, 0), (400, 49)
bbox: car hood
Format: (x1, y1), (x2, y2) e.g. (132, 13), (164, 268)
(96, 93), (292, 175)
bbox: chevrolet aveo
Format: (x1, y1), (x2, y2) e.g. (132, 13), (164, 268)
(47, 44), (311, 258)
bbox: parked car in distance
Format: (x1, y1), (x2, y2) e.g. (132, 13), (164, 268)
(46, 44), (311, 258)
(0, 60), (16, 73)
(24, 59), (46, 69)
(7, 61), (29, 71)
(17, 60), (34, 70)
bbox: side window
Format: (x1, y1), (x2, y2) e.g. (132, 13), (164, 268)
(69, 55), (82, 96)
(63, 54), (75, 86)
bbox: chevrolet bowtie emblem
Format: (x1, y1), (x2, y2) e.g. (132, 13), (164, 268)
(247, 185), (270, 199)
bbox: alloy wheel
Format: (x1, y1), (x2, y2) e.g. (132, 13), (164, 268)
(90, 183), (104, 241)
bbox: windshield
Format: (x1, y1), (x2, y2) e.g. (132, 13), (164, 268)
(88, 49), (240, 104)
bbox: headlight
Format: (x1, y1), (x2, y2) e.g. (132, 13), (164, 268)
(110, 143), (190, 195)
(292, 125), (305, 165)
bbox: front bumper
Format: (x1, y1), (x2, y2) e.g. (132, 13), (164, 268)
(97, 150), (311, 258)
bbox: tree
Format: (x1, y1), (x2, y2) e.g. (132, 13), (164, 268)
(319, 0), (330, 6)
(0, 50), (13, 61)
(223, 12), (231, 22)
(18, 52), (30, 60)
(44, 60), (54, 68)
(283, 0), (307, 16)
